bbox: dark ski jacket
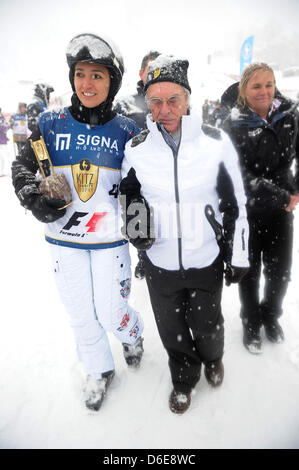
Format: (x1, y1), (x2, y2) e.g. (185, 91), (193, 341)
(221, 93), (299, 216)
(113, 80), (148, 130)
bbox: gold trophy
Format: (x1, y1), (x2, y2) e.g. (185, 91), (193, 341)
(30, 136), (72, 210)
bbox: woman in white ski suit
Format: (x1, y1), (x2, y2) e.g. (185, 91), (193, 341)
(11, 34), (144, 411)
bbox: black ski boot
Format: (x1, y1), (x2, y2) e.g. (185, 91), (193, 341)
(84, 370), (115, 411)
(204, 361), (224, 387)
(264, 319), (284, 343)
(243, 322), (262, 354)
(122, 337), (144, 367)
(169, 389), (191, 414)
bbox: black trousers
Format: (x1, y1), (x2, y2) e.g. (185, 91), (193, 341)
(239, 210), (293, 327)
(144, 255), (224, 394)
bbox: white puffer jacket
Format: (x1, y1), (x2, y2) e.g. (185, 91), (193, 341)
(122, 111), (249, 271)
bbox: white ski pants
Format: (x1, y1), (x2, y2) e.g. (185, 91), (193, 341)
(49, 243), (143, 379)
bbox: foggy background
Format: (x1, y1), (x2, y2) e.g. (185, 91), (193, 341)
(1, 0), (299, 110)
(1, 0), (299, 449)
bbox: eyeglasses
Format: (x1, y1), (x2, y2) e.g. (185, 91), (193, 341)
(146, 93), (186, 109)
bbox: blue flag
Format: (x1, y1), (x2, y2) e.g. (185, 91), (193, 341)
(240, 36), (254, 76)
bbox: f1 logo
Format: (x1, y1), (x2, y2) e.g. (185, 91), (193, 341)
(63, 211), (107, 232)
(56, 134), (71, 151)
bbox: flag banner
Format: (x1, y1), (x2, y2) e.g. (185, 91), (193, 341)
(240, 36), (254, 76)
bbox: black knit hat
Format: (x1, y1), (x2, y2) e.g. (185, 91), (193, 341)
(144, 55), (191, 93)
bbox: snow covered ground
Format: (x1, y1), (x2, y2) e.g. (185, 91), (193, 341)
(1, 137), (299, 450)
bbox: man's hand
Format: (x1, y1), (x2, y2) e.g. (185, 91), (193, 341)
(120, 197), (155, 251)
(225, 263), (249, 286)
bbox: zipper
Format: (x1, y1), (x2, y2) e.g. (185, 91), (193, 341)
(172, 138), (186, 279)
(158, 122), (185, 278)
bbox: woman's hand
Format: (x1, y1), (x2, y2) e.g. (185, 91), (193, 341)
(285, 194), (299, 212)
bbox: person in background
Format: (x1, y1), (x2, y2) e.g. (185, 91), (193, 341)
(11, 33), (144, 412)
(114, 50), (160, 280)
(10, 102), (28, 154)
(114, 50), (160, 129)
(120, 55), (249, 414)
(221, 62), (299, 354)
(209, 100), (228, 128)
(207, 100), (215, 121)
(26, 83), (54, 132)
(0, 108), (10, 176)
(202, 99), (210, 123)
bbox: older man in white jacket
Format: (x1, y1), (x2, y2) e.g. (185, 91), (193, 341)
(120, 55), (249, 414)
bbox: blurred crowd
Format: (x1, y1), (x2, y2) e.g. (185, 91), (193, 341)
(202, 98), (229, 128)
(0, 83), (54, 176)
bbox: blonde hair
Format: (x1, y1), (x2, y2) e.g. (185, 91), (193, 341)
(238, 62), (276, 107)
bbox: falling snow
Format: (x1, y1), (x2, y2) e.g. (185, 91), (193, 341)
(1, 127), (299, 450)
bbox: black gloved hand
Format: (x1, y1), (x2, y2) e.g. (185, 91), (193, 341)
(31, 194), (67, 223)
(225, 263), (249, 286)
(119, 167), (141, 199)
(130, 234), (154, 251)
(121, 197), (155, 251)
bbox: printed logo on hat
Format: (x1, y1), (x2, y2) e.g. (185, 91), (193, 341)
(153, 68), (161, 79)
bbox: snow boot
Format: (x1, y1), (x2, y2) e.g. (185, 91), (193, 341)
(264, 320), (284, 343)
(169, 389), (191, 414)
(122, 337), (144, 367)
(243, 323), (262, 354)
(84, 370), (115, 411)
(204, 361), (224, 387)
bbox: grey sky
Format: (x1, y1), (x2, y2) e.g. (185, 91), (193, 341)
(1, 0), (298, 110)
